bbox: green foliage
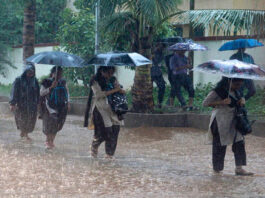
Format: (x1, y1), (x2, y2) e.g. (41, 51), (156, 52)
(35, 0), (67, 43)
(179, 9), (265, 36)
(57, 8), (95, 88)
(0, 0), (66, 45)
(67, 82), (89, 97)
(0, 83), (12, 96)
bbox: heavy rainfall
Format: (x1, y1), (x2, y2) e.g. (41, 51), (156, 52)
(1, 0), (265, 197)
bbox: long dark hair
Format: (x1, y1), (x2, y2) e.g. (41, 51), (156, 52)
(214, 77), (244, 105)
(50, 66), (63, 78)
(215, 77), (244, 92)
(90, 66), (115, 91)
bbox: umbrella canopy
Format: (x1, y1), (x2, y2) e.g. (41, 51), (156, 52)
(87, 52), (152, 67)
(168, 40), (208, 51)
(219, 39), (264, 51)
(26, 51), (86, 67)
(194, 59), (265, 80)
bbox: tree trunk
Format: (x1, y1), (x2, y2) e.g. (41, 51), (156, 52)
(23, 0), (36, 63)
(131, 36), (154, 113)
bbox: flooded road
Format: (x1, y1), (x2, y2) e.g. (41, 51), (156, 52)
(0, 115), (265, 198)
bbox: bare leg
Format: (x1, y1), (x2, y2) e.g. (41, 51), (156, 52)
(51, 134), (56, 147)
(188, 97), (194, 107)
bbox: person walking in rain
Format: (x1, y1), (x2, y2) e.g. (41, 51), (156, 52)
(151, 43), (166, 108)
(230, 48), (256, 100)
(40, 66), (69, 149)
(9, 62), (40, 141)
(85, 66), (124, 158)
(169, 50), (194, 110)
(165, 52), (175, 105)
(203, 77), (253, 176)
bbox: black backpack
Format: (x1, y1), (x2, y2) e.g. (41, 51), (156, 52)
(48, 80), (68, 110)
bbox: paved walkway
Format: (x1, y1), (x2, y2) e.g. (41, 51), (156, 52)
(0, 115), (265, 198)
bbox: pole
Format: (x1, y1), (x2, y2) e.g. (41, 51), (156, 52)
(94, 0), (100, 74)
(189, 0), (195, 82)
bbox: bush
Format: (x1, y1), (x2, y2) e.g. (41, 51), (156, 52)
(0, 83), (12, 96)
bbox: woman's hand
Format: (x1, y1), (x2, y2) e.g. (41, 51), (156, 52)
(10, 105), (17, 112)
(50, 81), (58, 89)
(222, 98), (231, 105)
(238, 98), (246, 106)
(119, 89), (126, 94)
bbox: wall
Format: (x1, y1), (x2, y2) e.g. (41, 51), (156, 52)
(0, 46), (57, 85)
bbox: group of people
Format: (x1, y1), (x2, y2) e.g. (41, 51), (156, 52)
(10, 64), (69, 149)
(150, 44), (256, 110)
(9, 64), (124, 158)
(9, 47), (257, 175)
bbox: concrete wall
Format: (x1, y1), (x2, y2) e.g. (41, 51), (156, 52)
(0, 46), (56, 85)
(2, 38), (265, 89)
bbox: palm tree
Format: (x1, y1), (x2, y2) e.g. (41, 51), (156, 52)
(100, 0), (182, 113)
(178, 9), (265, 37)
(22, 0), (36, 62)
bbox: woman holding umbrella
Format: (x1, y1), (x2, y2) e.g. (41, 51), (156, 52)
(40, 66), (69, 149)
(203, 77), (253, 176)
(87, 66), (125, 158)
(195, 58), (265, 176)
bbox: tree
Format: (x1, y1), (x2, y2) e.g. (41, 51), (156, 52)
(178, 9), (265, 37)
(57, 8), (95, 89)
(98, 0), (182, 113)
(23, 0), (36, 62)
(0, 0), (21, 76)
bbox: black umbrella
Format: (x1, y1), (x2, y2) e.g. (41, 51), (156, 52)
(26, 51), (86, 67)
(87, 52), (152, 67)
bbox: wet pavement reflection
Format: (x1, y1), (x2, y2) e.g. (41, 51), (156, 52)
(0, 115), (265, 198)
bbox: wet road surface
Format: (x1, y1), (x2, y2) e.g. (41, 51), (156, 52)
(0, 115), (265, 198)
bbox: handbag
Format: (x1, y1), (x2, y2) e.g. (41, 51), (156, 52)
(234, 105), (254, 136)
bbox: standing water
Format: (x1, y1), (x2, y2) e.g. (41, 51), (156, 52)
(0, 115), (265, 197)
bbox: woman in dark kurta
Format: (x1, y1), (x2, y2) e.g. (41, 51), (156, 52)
(9, 62), (40, 141)
(40, 66), (69, 149)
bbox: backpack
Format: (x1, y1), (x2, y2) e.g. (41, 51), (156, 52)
(48, 81), (68, 110)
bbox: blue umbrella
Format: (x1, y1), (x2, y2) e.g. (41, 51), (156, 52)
(219, 39), (264, 51)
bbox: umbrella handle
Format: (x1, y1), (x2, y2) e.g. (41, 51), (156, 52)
(228, 78), (233, 97)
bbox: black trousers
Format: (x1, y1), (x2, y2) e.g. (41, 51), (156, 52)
(211, 119), (246, 171)
(170, 74), (195, 107)
(92, 107), (120, 156)
(152, 75), (166, 104)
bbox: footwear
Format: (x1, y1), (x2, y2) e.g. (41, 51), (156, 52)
(213, 170), (223, 175)
(235, 168), (254, 176)
(105, 154), (114, 159)
(91, 146), (98, 158)
(45, 141), (53, 149)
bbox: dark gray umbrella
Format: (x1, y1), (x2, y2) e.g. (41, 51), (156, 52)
(87, 52), (152, 67)
(26, 51), (85, 67)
